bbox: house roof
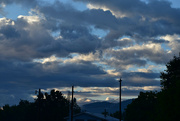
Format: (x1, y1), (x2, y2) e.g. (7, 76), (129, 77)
(65, 112), (119, 121)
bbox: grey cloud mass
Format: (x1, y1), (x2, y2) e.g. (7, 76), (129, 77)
(0, 0), (180, 106)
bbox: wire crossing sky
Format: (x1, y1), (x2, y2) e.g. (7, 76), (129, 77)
(0, 0), (180, 106)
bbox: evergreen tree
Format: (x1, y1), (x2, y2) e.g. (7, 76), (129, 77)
(156, 55), (180, 121)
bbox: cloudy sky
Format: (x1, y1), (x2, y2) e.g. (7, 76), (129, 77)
(0, 0), (180, 106)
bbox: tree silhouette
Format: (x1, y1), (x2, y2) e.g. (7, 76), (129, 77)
(0, 101), (36, 121)
(0, 89), (81, 121)
(35, 89), (81, 121)
(124, 54), (180, 121)
(156, 54), (180, 121)
(124, 91), (157, 121)
(160, 55), (180, 90)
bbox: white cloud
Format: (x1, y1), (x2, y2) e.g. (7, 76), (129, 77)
(117, 37), (132, 41)
(77, 98), (96, 105)
(64, 52), (100, 63)
(137, 68), (150, 73)
(161, 34), (180, 53)
(17, 15), (40, 24)
(0, 3), (6, 8)
(161, 34), (180, 42)
(121, 42), (162, 52)
(129, 64), (166, 73)
(0, 17), (15, 26)
(87, 3), (127, 18)
(105, 97), (118, 102)
(106, 69), (121, 76)
(33, 55), (62, 64)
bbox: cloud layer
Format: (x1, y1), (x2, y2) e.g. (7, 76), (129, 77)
(0, 0), (180, 106)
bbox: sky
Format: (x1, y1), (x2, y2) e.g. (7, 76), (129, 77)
(0, 0), (180, 106)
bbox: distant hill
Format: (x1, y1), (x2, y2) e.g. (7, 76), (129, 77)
(81, 99), (133, 114)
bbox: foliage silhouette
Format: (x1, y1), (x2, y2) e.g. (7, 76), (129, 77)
(156, 55), (180, 121)
(160, 55), (180, 90)
(124, 91), (158, 121)
(124, 54), (180, 121)
(0, 89), (81, 121)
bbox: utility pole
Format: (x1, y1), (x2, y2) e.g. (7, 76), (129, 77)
(37, 88), (41, 121)
(119, 78), (122, 121)
(71, 86), (74, 121)
(68, 91), (71, 120)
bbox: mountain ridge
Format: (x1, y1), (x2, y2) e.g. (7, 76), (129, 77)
(81, 99), (133, 114)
